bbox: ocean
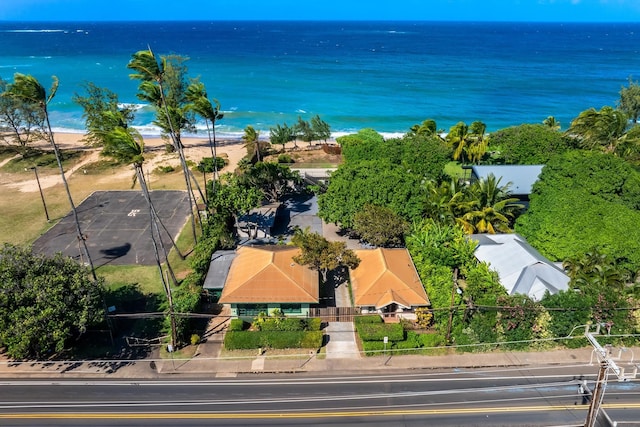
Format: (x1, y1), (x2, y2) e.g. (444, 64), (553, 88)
(1, 20), (639, 138)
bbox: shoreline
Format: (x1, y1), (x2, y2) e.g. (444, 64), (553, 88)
(49, 127), (403, 143)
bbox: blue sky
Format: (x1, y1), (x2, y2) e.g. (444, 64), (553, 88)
(1, 0), (639, 22)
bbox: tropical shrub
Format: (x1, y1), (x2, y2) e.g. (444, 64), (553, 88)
(488, 123), (570, 164)
(356, 322), (404, 342)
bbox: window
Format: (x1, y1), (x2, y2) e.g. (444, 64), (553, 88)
(280, 304), (302, 314)
(237, 304), (268, 317)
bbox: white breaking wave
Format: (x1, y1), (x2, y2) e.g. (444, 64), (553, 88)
(3, 29), (65, 33)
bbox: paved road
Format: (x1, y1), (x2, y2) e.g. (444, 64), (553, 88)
(1, 366), (638, 426)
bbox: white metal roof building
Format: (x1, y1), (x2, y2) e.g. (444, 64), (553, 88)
(469, 233), (570, 300)
(470, 165), (544, 198)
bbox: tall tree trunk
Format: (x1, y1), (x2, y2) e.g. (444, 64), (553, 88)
(135, 165), (178, 348)
(156, 83), (201, 244)
(44, 113), (96, 281)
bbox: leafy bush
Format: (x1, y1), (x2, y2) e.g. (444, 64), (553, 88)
(277, 154), (294, 164)
(356, 322), (404, 342)
(300, 331), (323, 348)
(156, 165), (175, 173)
(418, 332), (445, 348)
(361, 340), (386, 355)
(197, 156), (227, 172)
(228, 319), (248, 332)
(164, 285), (201, 343)
(354, 315), (383, 325)
(487, 123), (570, 164)
(307, 317), (323, 331)
(414, 307), (434, 329)
(256, 317), (306, 332)
(224, 330), (322, 349)
(224, 331), (263, 349)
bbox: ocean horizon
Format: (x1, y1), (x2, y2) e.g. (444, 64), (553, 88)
(1, 20), (639, 138)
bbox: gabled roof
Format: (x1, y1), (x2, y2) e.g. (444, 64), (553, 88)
(350, 248), (429, 309)
(218, 245), (318, 304)
(471, 165), (544, 196)
(469, 233), (570, 300)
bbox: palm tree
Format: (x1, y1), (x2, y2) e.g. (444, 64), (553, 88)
(242, 125), (261, 162)
(128, 48), (201, 243)
(446, 121), (488, 164)
(409, 119), (438, 137)
(457, 174), (523, 234)
(74, 83), (185, 260)
(468, 121), (488, 164)
(567, 106), (628, 153)
(446, 121), (470, 163)
(185, 81), (223, 179)
(423, 178), (471, 225)
(543, 115), (561, 131)
(5, 74), (96, 279)
(102, 126), (179, 348)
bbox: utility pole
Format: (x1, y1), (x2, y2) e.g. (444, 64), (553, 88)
(27, 166), (49, 221)
(583, 323), (637, 427)
(584, 361), (608, 427)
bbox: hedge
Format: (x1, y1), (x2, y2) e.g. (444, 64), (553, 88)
(356, 322), (404, 342)
(224, 330), (323, 350)
(252, 317), (322, 332)
(354, 315), (383, 326)
(228, 319), (248, 332)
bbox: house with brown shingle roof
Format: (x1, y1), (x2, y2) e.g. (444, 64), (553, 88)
(350, 248), (429, 319)
(218, 245), (319, 319)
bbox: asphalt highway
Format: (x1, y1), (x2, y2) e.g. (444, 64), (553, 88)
(1, 365), (639, 426)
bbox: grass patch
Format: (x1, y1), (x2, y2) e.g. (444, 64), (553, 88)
(1, 148), (84, 174)
(443, 161), (469, 180)
(80, 159), (124, 175)
(98, 264), (164, 295)
(167, 217), (199, 278)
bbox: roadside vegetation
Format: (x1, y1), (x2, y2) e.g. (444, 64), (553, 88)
(1, 51), (639, 359)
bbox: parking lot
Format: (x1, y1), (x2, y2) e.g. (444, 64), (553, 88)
(32, 190), (190, 267)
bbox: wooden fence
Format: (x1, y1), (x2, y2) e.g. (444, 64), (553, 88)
(309, 307), (360, 322)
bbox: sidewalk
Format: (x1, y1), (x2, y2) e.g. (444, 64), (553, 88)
(1, 345), (633, 379)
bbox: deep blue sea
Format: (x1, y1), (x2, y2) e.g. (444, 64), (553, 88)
(1, 21), (639, 138)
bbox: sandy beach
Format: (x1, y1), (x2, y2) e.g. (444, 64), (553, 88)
(2, 132), (249, 193)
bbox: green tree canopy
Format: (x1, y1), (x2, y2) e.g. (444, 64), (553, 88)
(618, 76), (640, 124)
(487, 123), (571, 164)
(269, 123), (294, 153)
(0, 244), (105, 359)
(238, 161), (301, 203)
(73, 82), (135, 148)
(291, 228), (360, 282)
(353, 204), (409, 248)
(566, 106), (628, 153)
(516, 151), (640, 273)
(310, 115), (331, 142)
(0, 77), (45, 152)
(318, 160), (427, 228)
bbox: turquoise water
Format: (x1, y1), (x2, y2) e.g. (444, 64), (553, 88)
(1, 21), (639, 137)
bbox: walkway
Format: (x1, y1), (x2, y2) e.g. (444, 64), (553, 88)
(324, 322), (360, 359)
